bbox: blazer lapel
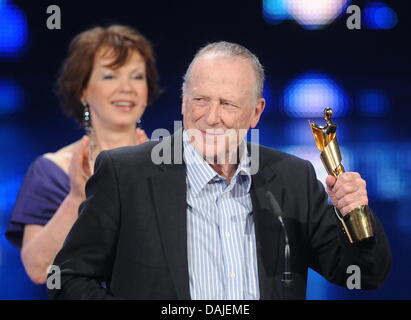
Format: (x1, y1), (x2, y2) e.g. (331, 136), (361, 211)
(149, 132), (286, 300)
(251, 162), (285, 300)
(149, 131), (191, 300)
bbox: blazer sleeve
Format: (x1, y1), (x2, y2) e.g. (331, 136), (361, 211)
(306, 160), (392, 290)
(48, 151), (121, 300)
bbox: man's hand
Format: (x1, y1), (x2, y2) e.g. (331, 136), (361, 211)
(325, 172), (368, 216)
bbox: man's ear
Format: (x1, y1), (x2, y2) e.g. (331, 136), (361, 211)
(250, 98), (265, 128)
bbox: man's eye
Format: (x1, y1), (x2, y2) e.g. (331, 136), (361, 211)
(223, 102), (237, 108)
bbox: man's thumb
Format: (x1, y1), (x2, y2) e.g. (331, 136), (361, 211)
(325, 175), (337, 189)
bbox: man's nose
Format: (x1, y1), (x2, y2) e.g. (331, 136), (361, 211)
(206, 102), (221, 125)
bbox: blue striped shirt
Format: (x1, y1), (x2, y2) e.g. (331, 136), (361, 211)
(183, 131), (260, 300)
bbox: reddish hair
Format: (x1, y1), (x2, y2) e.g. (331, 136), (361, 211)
(56, 25), (159, 124)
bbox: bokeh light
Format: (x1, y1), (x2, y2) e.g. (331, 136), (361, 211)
(262, 0), (289, 25)
(283, 145), (352, 185)
(0, 79), (24, 116)
(364, 2), (398, 30)
(0, 0), (28, 59)
(352, 143), (411, 201)
(286, 0), (349, 30)
(284, 73), (348, 118)
(284, 119), (348, 146)
(262, 78), (275, 114)
(358, 90), (390, 117)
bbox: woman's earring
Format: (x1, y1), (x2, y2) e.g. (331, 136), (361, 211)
(136, 119), (142, 129)
(82, 99), (91, 134)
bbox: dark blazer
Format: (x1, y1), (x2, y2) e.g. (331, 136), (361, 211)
(49, 130), (391, 300)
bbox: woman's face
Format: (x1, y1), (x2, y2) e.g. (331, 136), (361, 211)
(81, 48), (149, 130)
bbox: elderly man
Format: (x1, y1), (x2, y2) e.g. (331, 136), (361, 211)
(49, 42), (391, 300)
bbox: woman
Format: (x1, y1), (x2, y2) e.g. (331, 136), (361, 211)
(6, 25), (159, 284)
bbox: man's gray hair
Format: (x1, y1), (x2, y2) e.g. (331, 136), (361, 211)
(182, 41), (265, 100)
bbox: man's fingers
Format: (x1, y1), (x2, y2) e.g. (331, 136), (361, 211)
(333, 179), (366, 199)
(340, 199), (369, 215)
(326, 172), (368, 215)
(325, 175), (337, 190)
(334, 183), (357, 199)
(336, 189), (368, 214)
(331, 172), (362, 193)
(337, 192), (358, 209)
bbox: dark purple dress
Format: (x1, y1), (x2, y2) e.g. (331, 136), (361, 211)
(6, 156), (70, 249)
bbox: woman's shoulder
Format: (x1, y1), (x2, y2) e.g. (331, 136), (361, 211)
(5, 143), (77, 249)
(42, 141), (79, 175)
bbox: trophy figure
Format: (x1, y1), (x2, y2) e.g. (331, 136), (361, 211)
(309, 108), (374, 243)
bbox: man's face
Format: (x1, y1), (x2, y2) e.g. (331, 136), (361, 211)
(182, 55), (265, 163)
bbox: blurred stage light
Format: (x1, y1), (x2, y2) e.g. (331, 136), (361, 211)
(350, 143), (410, 201)
(285, 142), (411, 204)
(286, 0), (349, 30)
(364, 2), (398, 30)
(283, 145), (352, 185)
(284, 73), (348, 118)
(262, 78), (275, 113)
(358, 90), (390, 117)
(0, 79), (24, 116)
(284, 119), (348, 146)
(262, 0), (289, 25)
(0, 0), (28, 59)
(0, 177), (21, 213)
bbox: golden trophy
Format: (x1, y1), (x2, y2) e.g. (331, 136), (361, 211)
(309, 108), (374, 243)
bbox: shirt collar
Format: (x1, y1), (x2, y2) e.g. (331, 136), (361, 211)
(183, 130), (252, 196)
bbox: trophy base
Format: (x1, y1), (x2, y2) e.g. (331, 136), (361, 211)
(341, 205), (374, 243)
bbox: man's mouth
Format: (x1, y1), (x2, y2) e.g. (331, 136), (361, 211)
(200, 129), (226, 136)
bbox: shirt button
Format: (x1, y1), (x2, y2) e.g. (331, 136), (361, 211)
(225, 232), (231, 238)
(230, 272), (236, 279)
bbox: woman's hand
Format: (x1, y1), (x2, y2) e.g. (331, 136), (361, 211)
(68, 136), (91, 201)
(136, 128), (149, 145)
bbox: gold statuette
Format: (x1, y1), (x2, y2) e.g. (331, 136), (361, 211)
(309, 108), (374, 243)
